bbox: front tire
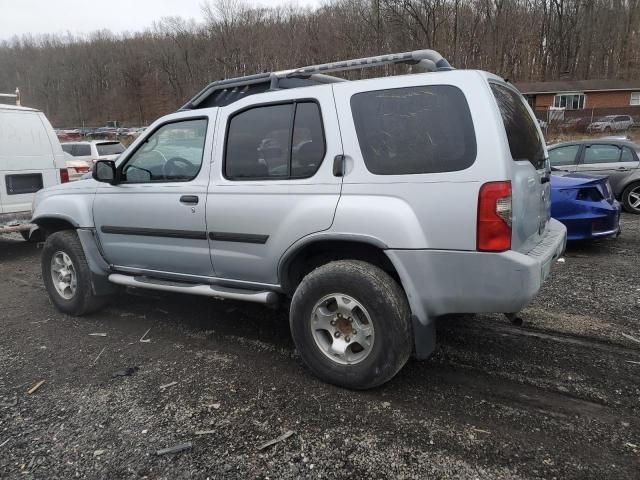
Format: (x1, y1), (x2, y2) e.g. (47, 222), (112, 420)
(622, 182), (640, 214)
(42, 230), (109, 315)
(290, 260), (412, 389)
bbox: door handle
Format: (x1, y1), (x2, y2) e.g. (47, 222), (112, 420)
(180, 195), (199, 205)
(333, 155), (345, 177)
(617, 167), (628, 171)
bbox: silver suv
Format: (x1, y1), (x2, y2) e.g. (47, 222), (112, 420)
(31, 50), (566, 389)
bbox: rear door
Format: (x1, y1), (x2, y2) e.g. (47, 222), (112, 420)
(490, 83), (550, 253)
(207, 86), (343, 286)
(576, 143), (640, 189)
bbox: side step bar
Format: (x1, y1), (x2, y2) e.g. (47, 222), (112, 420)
(108, 273), (278, 304)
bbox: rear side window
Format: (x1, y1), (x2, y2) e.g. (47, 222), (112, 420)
(621, 146), (635, 162)
(350, 86), (476, 175)
(549, 145), (580, 167)
(491, 83), (545, 170)
(61, 144), (73, 154)
(225, 101), (326, 180)
(584, 145), (621, 164)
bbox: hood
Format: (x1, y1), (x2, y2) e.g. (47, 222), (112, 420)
(551, 173), (607, 189)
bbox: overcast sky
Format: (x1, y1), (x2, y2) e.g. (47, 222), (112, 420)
(0, 0), (319, 40)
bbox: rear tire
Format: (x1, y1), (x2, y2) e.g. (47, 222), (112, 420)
(622, 182), (640, 214)
(290, 260), (412, 389)
(42, 230), (110, 315)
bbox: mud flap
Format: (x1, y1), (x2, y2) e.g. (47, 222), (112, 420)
(412, 314), (436, 360)
(76, 228), (118, 296)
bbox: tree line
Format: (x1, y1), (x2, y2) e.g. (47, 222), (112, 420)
(0, 0), (638, 127)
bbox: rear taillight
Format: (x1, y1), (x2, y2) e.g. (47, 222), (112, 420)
(75, 166), (90, 173)
(59, 168), (70, 184)
(477, 181), (512, 252)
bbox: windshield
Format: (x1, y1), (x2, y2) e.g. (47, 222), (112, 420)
(97, 142), (125, 156)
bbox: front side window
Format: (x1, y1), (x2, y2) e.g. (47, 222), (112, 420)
(225, 101), (325, 180)
(350, 85), (476, 175)
(583, 145), (621, 164)
(549, 145), (580, 167)
(121, 119), (207, 183)
(553, 93), (585, 110)
(491, 83), (546, 170)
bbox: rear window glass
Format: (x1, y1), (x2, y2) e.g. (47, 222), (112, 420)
(491, 83), (545, 170)
(96, 142), (125, 156)
(73, 144), (91, 156)
(350, 85), (476, 175)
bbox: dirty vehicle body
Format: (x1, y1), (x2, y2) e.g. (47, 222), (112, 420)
(0, 103), (65, 239)
(550, 173), (621, 241)
(548, 139), (640, 214)
(31, 50), (566, 389)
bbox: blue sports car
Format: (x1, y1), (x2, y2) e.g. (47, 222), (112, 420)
(551, 173), (621, 241)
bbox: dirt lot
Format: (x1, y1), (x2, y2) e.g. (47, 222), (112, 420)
(1, 217), (639, 480)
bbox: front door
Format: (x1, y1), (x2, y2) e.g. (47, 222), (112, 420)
(93, 114), (216, 278)
(207, 86), (343, 286)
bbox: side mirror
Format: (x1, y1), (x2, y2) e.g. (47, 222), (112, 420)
(93, 160), (117, 184)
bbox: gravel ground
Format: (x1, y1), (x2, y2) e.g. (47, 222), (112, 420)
(1, 216), (639, 479)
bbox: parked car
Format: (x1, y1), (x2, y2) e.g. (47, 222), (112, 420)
(55, 128), (82, 142)
(61, 140), (126, 166)
(587, 115), (634, 133)
(62, 152), (91, 181)
(30, 50), (566, 389)
(551, 173), (621, 241)
(548, 139), (640, 213)
(0, 104), (67, 240)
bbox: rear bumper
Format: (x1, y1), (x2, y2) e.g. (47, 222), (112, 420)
(386, 218), (567, 321)
(555, 200), (621, 241)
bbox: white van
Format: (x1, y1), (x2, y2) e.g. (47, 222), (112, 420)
(0, 104), (66, 240)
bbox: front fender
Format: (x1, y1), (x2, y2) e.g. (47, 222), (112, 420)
(31, 183), (97, 228)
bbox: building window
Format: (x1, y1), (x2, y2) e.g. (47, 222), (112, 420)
(631, 92), (640, 106)
(553, 93), (585, 110)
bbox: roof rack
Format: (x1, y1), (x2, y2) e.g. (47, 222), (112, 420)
(0, 88), (20, 106)
(180, 49), (452, 110)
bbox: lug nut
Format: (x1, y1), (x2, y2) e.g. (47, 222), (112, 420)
(334, 331), (341, 338)
(330, 320), (336, 326)
(348, 317), (353, 323)
(352, 330), (357, 335)
(345, 336), (351, 342)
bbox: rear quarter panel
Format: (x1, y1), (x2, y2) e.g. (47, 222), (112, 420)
(330, 71), (511, 250)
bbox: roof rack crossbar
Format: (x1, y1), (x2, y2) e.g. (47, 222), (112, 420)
(0, 88), (21, 106)
(283, 50), (453, 78)
(180, 50), (452, 110)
